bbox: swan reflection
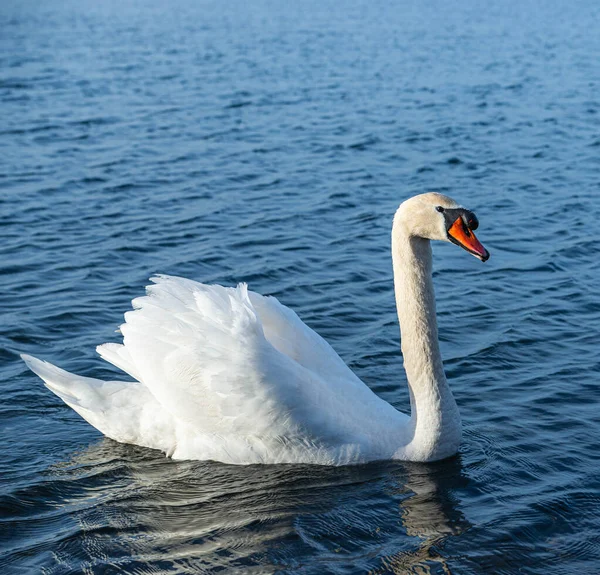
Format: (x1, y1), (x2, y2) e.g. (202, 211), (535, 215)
(48, 441), (470, 573)
(372, 456), (471, 574)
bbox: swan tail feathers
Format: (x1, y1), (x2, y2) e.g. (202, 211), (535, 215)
(20, 354), (177, 451)
(21, 354), (95, 409)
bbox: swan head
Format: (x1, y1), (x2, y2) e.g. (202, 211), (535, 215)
(396, 192), (490, 261)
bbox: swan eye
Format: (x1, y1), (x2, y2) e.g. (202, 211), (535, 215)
(436, 206), (444, 213)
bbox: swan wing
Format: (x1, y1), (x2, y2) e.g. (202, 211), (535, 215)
(97, 275), (384, 462)
(247, 290), (364, 386)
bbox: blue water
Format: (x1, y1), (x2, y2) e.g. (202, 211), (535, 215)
(2, 0), (600, 572)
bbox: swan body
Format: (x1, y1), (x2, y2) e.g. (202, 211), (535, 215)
(22, 193), (489, 465)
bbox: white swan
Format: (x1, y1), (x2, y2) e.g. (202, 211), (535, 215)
(22, 193), (489, 465)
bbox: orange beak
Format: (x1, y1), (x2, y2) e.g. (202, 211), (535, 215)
(448, 217), (490, 261)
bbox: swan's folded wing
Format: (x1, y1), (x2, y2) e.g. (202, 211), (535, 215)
(113, 276), (346, 442)
(248, 291), (365, 387)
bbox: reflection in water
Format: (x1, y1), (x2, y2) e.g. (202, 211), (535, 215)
(43, 440), (470, 573)
(373, 457), (471, 575)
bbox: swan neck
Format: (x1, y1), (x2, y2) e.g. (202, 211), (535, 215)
(391, 221), (461, 460)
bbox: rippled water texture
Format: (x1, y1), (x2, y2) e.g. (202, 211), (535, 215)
(2, 0), (600, 573)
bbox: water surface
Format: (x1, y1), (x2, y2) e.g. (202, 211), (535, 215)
(2, 0), (600, 573)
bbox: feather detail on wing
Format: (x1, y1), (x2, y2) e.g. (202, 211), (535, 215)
(247, 291), (365, 386)
(115, 277), (331, 440)
(103, 275), (391, 462)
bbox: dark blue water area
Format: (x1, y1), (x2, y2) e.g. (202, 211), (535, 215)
(2, 0), (600, 572)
